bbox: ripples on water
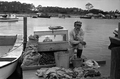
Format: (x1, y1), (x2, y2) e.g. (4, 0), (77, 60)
(0, 17), (119, 60)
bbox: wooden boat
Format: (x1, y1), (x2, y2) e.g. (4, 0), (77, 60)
(80, 15), (92, 19)
(48, 26), (63, 30)
(58, 14), (71, 18)
(0, 35), (23, 79)
(0, 14), (19, 22)
(37, 13), (51, 18)
(0, 18), (18, 22)
(32, 15), (38, 18)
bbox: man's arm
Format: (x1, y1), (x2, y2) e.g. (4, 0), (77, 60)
(77, 29), (84, 42)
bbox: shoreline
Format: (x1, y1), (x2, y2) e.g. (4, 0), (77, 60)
(15, 13), (81, 18)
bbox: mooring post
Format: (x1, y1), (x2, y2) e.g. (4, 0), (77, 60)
(109, 22), (120, 79)
(23, 17), (27, 51)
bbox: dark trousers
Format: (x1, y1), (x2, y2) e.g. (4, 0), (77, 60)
(77, 49), (83, 58)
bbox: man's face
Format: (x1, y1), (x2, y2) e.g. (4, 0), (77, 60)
(75, 24), (81, 30)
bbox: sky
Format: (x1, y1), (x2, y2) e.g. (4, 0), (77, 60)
(1, 0), (120, 11)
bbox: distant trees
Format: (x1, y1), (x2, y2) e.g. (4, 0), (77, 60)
(85, 3), (93, 10)
(36, 5), (42, 12)
(0, 1), (85, 14)
(0, 1), (119, 15)
(0, 1), (34, 13)
(31, 5), (85, 15)
(89, 9), (103, 14)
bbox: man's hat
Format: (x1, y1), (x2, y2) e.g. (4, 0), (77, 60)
(74, 21), (82, 26)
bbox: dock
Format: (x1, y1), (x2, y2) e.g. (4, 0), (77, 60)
(5, 17), (114, 79)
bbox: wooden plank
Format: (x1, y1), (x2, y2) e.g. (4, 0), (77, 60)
(22, 64), (55, 71)
(96, 60), (106, 66)
(34, 30), (68, 35)
(38, 41), (69, 52)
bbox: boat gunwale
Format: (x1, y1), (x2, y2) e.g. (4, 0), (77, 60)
(0, 57), (18, 69)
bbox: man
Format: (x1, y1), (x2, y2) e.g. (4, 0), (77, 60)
(69, 21), (86, 58)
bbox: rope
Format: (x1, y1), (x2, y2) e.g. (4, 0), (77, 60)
(9, 42), (23, 52)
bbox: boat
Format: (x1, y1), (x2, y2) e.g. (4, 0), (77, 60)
(80, 16), (92, 19)
(0, 14), (19, 22)
(58, 14), (71, 18)
(0, 35), (23, 79)
(48, 26), (63, 30)
(37, 13), (51, 18)
(31, 15), (38, 18)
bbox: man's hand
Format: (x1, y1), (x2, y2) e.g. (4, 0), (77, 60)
(80, 41), (86, 45)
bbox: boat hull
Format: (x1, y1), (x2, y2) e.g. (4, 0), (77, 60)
(38, 16), (51, 18)
(80, 16), (92, 19)
(0, 35), (23, 79)
(0, 58), (18, 79)
(0, 18), (18, 22)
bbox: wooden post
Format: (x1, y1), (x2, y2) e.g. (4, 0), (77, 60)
(109, 22), (120, 79)
(118, 22), (120, 38)
(23, 17), (27, 51)
(111, 47), (120, 79)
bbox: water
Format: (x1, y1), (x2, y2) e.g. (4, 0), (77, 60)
(0, 17), (119, 76)
(0, 17), (119, 58)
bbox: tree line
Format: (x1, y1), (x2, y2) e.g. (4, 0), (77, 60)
(0, 1), (33, 13)
(0, 1), (119, 15)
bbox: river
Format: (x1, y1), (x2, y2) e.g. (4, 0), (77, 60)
(0, 17), (119, 76)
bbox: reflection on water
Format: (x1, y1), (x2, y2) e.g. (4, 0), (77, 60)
(82, 19), (119, 59)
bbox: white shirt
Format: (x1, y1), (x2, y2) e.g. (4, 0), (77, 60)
(69, 28), (85, 49)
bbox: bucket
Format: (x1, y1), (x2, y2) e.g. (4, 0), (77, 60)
(72, 58), (83, 68)
(54, 51), (70, 69)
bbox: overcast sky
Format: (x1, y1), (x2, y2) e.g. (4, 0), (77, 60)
(2, 0), (120, 11)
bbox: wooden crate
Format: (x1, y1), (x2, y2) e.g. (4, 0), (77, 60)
(34, 27), (68, 41)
